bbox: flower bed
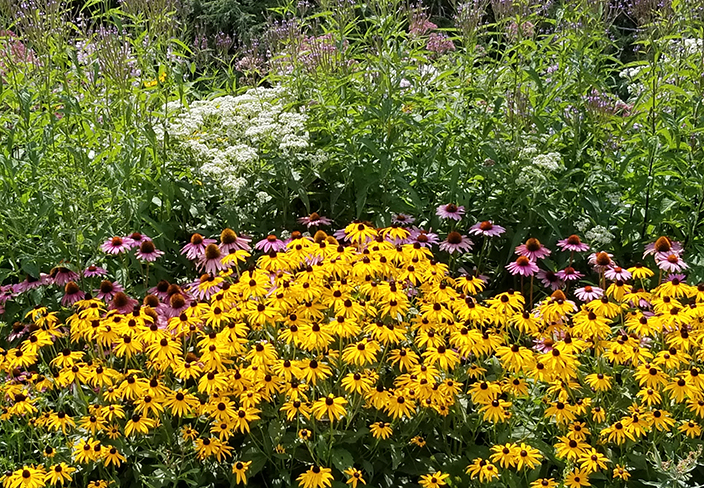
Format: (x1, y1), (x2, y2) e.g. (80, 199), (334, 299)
(0, 219), (703, 487)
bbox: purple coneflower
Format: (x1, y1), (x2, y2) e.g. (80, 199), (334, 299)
(50, 266), (79, 286)
(61, 282), (85, 306)
(219, 228), (251, 253)
(439, 231), (473, 253)
(198, 244), (228, 275)
(392, 213), (415, 225)
(574, 285), (604, 302)
(125, 232), (151, 249)
(83, 265), (108, 278)
(181, 233), (217, 260)
(110, 292), (139, 314)
(95, 280), (123, 301)
(537, 269), (563, 291)
(101, 236), (134, 255)
(8, 322), (28, 341)
(506, 256), (539, 276)
(409, 228), (440, 248)
(135, 240), (165, 262)
(556, 266), (583, 282)
(604, 266), (632, 281)
(189, 274), (223, 301)
(665, 273), (687, 283)
(298, 212), (333, 228)
(255, 235), (287, 253)
(14, 274), (50, 294)
(533, 336), (556, 354)
(656, 253), (688, 273)
(515, 238), (551, 260)
(468, 220), (506, 237)
(556, 234), (590, 252)
(149, 280), (171, 301)
(588, 252), (614, 271)
(333, 228), (349, 242)
(643, 236), (683, 258)
(436, 203), (465, 221)
(0, 285), (15, 304)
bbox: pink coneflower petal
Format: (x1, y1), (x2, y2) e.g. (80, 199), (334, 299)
(125, 232), (152, 249)
(536, 269), (563, 291)
(556, 266), (583, 282)
(197, 244), (228, 275)
(468, 220), (506, 237)
(604, 266), (632, 281)
(643, 236), (683, 258)
(588, 252), (614, 271)
(219, 228), (252, 253)
(515, 238), (551, 260)
(506, 256), (539, 276)
(110, 292), (139, 314)
(61, 282), (85, 307)
(135, 241), (165, 262)
(83, 265), (108, 278)
(436, 203), (465, 221)
(392, 213), (416, 225)
(50, 267), (80, 286)
(95, 280), (124, 301)
(556, 235), (590, 252)
(409, 228), (440, 248)
(101, 236), (134, 255)
(297, 212), (333, 228)
(255, 235), (287, 253)
(574, 285), (604, 302)
(438, 231), (473, 253)
(655, 253), (688, 273)
(181, 233), (217, 260)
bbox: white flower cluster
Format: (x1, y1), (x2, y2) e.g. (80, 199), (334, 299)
(162, 86), (321, 194)
(585, 225), (615, 248)
(532, 152), (562, 172)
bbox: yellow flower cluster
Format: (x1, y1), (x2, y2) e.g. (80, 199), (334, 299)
(1, 223), (704, 487)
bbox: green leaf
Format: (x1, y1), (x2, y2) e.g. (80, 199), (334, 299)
(331, 448), (354, 474)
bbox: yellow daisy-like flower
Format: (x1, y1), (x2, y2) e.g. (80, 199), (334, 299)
(297, 466), (334, 488)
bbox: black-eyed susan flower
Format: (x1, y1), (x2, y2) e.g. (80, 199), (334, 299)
(564, 469), (590, 488)
(297, 465), (334, 488)
(232, 460), (252, 485)
(343, 467), (366, 488)
(45, 463), (75, 486)
(465, 458), (499, 482)
(369, 421), (392, 440)
(418, 471), (449, 488)
(311, 394), (347, 422)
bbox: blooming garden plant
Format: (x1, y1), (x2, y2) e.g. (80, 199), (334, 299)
(1, 213), (704, 487)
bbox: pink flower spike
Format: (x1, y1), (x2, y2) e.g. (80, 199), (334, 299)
(468, 220), (506, 237)
(436, 203), (465, 221)
(101, 236), (134, 255)
(506, 256), (539, 276)
(515, 238), (551, 260)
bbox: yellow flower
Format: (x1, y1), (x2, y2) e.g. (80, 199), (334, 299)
(297, 466), (334, 488)
(232, 460), (252, 485)
(418, 471), (450, 488)
(343, 467), (366, 487)
(369, 421), (393, 440)
(311, 395), (347, 422)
